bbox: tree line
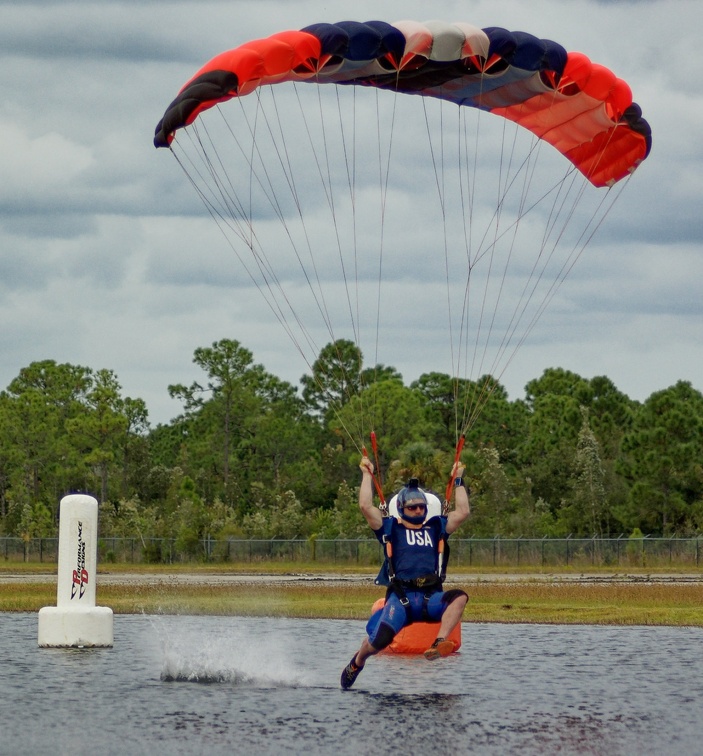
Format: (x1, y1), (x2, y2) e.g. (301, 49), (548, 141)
(2, 337), (702, 555)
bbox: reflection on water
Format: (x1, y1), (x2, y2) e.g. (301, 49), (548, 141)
(3, 613), (703, 755)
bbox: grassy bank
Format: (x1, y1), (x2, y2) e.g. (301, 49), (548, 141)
(4, 560), (703, 577)
(3, 564), (703, 625)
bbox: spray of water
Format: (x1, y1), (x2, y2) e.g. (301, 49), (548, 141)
(150, 616), (310, 686)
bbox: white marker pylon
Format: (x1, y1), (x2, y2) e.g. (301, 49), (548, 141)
(38, 494), (113, 647)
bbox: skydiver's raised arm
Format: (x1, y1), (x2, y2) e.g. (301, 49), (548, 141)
(446, 461), (470, 535)
(358, 456), (383, 531)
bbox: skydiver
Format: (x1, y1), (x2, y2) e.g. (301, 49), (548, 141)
(340, 456), (470, 689)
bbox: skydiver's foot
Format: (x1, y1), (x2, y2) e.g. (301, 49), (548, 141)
(423, 637), (455, 661)
(340, 655), (364, 689)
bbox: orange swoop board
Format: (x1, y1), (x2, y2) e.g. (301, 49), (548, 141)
(371, 598), (462, 655)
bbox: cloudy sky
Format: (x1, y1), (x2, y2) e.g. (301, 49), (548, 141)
(2, 0), (701, 426)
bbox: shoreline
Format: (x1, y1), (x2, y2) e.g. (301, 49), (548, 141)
(4, 570), (703, 624)
(3, 570), (703, 586)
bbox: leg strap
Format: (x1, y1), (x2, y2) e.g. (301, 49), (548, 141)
(387, 582), (413, 623)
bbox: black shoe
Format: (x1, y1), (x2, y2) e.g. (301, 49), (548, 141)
(340, 655), (363, 689)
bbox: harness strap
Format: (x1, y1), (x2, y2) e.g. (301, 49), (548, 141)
(386, 581), (413, 622)
(380, 516), (450, 624)
(423, 593), (431, 622)
(383, 529), (413, 620)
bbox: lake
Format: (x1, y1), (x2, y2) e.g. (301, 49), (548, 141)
(3, 613), (703, 754)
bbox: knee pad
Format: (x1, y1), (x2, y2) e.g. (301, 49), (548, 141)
(442, 589), (469, 606)
(371, 621), (396, 651)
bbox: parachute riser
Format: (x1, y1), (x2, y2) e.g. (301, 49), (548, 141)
(362, 439), (386, 512)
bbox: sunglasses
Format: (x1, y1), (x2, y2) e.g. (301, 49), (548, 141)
(404, 503), (426, 512)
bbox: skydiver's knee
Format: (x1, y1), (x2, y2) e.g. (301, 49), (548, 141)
(370, 621), (396, 651)
(442, 589), (469, 608)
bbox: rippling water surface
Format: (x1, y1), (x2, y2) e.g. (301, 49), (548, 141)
(4, 613), (703, 754)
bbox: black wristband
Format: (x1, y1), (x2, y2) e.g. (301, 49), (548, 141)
(454, 477), (463, 488)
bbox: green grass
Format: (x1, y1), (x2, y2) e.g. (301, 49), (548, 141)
(0, 561), (378, 577)
(4, 559), (701, 577)
(461, 582), (703, 625)
(4, 571), (703, 625)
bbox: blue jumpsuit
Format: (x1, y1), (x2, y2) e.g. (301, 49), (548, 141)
(366, 516), (450, 647)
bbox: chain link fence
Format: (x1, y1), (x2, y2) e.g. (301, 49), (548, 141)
(2, 535), (703, 569)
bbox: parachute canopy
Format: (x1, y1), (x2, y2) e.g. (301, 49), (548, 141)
(153, 20), (652, 443)
(154, 19), (651, 187)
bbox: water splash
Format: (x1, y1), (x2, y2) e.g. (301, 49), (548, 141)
(152, 616), (307, 687)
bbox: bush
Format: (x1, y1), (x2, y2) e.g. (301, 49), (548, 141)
(627, 528), (645, 567)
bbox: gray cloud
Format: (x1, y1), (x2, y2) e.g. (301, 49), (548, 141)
(1, 0), (701, 424)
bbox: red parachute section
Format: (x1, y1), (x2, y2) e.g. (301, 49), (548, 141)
(154, 20), (651, 188)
